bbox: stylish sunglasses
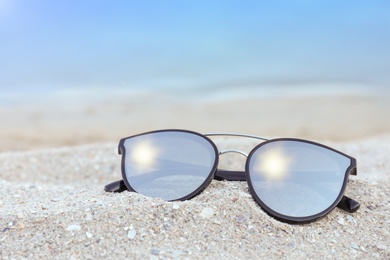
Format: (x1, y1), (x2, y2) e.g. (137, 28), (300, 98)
(105, 129), (360, 224)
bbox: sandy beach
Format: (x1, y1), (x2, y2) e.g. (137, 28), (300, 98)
(1, 91), (390, 152)
(2, 0), (389, 258)
(1, 92), (390, 259)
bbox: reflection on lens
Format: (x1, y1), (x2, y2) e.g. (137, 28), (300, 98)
(123, 131), (217, 201)
(248, 140), (351, 218)
(253, 147), (292, 181)
(131, 140), (159, 170)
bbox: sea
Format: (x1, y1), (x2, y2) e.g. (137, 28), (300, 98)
(0, 82), (389, 108)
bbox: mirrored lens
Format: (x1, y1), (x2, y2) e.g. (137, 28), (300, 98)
(123, 131), (217, 201)
(247, 140), (351, 218)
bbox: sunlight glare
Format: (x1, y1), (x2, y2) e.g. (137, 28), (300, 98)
(131, 140), (159, 169)
(257, 148), (292, 181)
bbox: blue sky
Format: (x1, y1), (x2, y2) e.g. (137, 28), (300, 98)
(0, 0), (389, 94)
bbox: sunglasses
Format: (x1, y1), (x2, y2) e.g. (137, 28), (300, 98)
(105, 129), (360, 224)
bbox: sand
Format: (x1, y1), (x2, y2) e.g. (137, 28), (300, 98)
(1, 92), (390, 259)
(1, 92), (390, 152)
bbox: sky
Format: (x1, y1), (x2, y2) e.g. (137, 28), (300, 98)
(0, 0), (389, 96)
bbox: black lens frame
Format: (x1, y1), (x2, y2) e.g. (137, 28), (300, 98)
(117, 129), (220, 201)
(245, 138), (357, 224)
(106, 129), (359, 224)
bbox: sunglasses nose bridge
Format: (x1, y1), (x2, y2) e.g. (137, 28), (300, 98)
(219, 149), (248, 157)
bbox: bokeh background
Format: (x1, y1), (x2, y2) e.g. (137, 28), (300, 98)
(1, 0), (389, 151)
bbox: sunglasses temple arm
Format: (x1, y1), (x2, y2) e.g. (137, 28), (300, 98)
(337, 195), (360, 213)
(104, 180), (128, 192)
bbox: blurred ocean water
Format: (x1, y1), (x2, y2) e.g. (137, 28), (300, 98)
(1, 2), (389, 108)
(0, 82), (387, 108)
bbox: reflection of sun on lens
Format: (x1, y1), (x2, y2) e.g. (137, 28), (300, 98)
(258, 148), (291, 181)
(131, 141), (158, 169)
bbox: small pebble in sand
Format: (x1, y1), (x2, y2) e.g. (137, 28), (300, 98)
(85, 213), (93, 221)
(66, 224), (81, 231)
(351, 242), (359, 250)
(128, 230), (137, 240)
(200, 207), (214, 219)
(18, 223), (25, 229)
